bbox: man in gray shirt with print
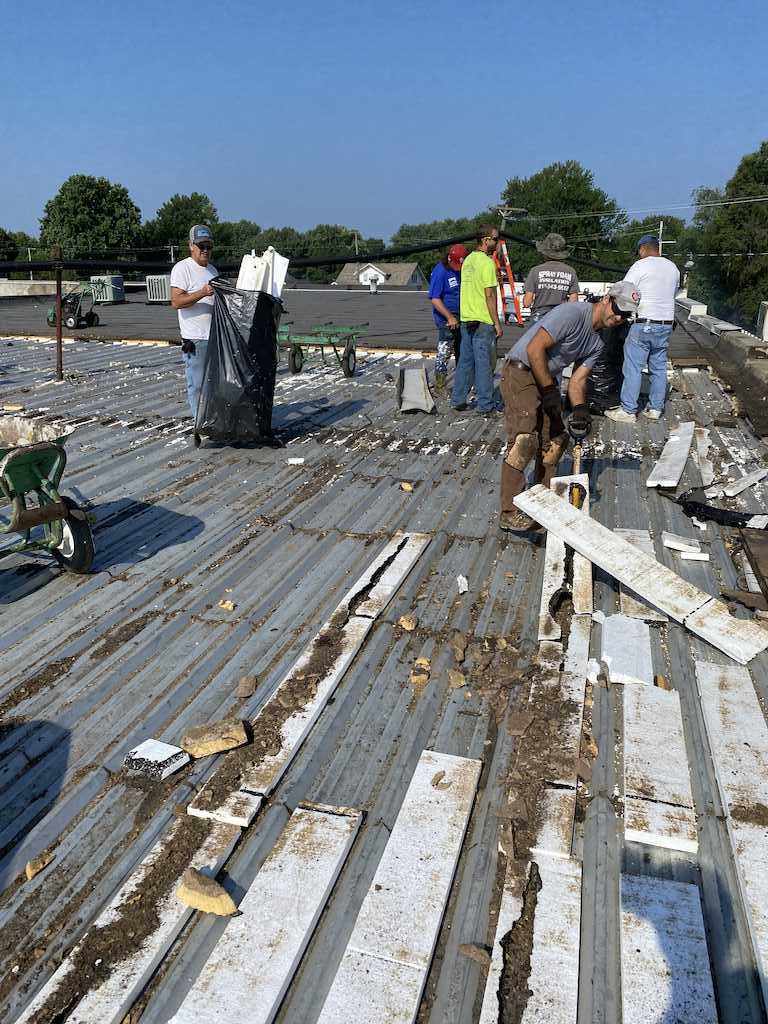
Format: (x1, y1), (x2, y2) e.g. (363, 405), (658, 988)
(524, 233), (580, 323)
(499, 281), (640, 532)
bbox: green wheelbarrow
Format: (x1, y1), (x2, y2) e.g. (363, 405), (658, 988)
(0, 416), (94, 573)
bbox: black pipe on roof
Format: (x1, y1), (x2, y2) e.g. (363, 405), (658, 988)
(0, 232), (626, 277)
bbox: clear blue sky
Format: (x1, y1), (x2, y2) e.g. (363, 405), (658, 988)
(4, 0), (767, 242)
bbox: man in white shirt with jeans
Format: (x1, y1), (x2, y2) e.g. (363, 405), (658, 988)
(605, 234), (680, 423)
(170, 225), (218, 417)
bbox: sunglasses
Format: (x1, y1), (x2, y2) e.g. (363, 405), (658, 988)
(610, 297), (632, 320)
(196, 243), (213, 252)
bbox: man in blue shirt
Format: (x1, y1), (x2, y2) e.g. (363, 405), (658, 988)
(429, 244), (467, 390)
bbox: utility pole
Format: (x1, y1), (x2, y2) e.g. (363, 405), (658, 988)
(658, 219), (676, 257)
(354, 232), (359, 256)
(28, 247), (33, 282)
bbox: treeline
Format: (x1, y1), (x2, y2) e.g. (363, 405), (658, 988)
(3, 143), (768, 327)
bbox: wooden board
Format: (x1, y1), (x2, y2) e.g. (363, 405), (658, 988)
(646, 421), (695, 489)
(620, 874), (717, 1023)
(316, 750), (481, 1024)
(170, 805), (361, 1024)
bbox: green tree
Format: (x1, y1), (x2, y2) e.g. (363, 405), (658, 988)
(0, 228), (19, 262)
(301, 224), (384, 282)
(686, 145), (768, 328)
(610, 214), (687, 268)
(390, 215), (483, 279)
(143, 192), (218, 248)
(39, 174), (142, 258)
(215, 219), (262, 258)
(501, 160), (625, 279)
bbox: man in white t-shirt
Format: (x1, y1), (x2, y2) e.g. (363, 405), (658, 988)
(605, 234), (680, 423)
(170, 224), (218, 416)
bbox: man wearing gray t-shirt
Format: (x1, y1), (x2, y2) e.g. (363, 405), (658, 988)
(499, 282), (641, 532)
(524, 233), (580, 323)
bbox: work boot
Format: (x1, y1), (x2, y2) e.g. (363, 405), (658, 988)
(451, 402), (468, 412)
(641, 408), (662, 420)
(499, 509), (541, 533)
(604, 406), (637, 424)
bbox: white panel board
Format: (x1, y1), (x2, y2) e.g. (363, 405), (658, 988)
(724, 466), (768, 497)
(620, 874), (717, 1024)
(514, 486), (705, 621)
(524, 856), (582, 1022)
(478, 870), (525, 1024)
(685, 598), (768, 665)
(531, 787), (576, 859)
(17, 822), (241, 1024)
(170, 804), (361, 1024)
(616, 530), (667, 622)
(316, 750), (481, 1023)
(480, 856), (581, 1024)
(514, 486), (768, 662)
(646, 421), (695, 488)
(661, 530), (701, 553)
(624, 798), (698, 853)
(623, 684), (697, 852)
(623, 685), (694, 809)
(538, 529), (566, 642)
(601, 614), (653, 686)
(318, 950), (424, 1024)
(551, 473), (592, 615)
(697, 661), (768, 1007)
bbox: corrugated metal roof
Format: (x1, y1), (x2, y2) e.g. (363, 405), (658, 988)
(0, 327), (767, 1023)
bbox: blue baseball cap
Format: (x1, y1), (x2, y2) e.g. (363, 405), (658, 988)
(637, 233), (659, 249)
(189, 224), (214, 245)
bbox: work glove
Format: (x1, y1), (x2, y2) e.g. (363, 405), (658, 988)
(568, 403), (592, 440)
(181, 339), (197, 355)
(540, 384), (562, 421)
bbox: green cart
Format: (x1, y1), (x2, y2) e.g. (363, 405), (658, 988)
(279, 322), (367, 377)
(0, 416), (94, 573)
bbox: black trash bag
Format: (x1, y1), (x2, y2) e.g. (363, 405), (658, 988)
(195, 282), (282, 443)
(588, 320), (629, 412)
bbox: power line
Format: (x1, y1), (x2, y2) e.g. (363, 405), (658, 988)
(513, 193), (768, 225)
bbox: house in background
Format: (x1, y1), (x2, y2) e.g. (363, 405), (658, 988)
(333, 261), (427, 289)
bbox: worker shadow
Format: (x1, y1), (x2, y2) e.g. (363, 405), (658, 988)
(622, 862), (762, 1022)
(273, 397), (370, 440)
(0, 718), (70, 893)
(90, 497), (204, 572)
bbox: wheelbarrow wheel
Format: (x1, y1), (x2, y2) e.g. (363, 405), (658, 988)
(65, 314), (78, 330)
(52, 501), (94, 574)
(288, 346), (304, 373)
(342, 347), (356, 377)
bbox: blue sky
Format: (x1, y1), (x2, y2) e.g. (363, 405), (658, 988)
(4, 0), (768, 242)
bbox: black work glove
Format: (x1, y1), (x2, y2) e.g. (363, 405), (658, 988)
(540, 384), (562, 421)
(568, 403), (592, 440)
(181, 339), (197, 355)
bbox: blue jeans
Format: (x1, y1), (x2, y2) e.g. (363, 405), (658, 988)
(620, 322), (672, 414)
(451, 322), (496, 411)
(182, 338), (208, 418)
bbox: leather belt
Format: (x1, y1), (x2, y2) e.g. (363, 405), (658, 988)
(637, 318), (673, 325)
(506, 359), (530, 371)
